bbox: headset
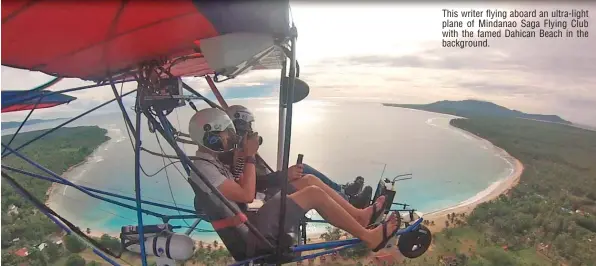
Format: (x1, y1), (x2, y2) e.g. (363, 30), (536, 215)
(201, 123), (233, 152)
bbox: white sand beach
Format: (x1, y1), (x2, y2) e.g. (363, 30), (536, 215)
(42, 114), (525, 265)
(422, 140), (524, 233)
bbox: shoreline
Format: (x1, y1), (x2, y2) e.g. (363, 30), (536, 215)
(45, 160), (88, 200)
(45, 130), (114, 219)
(422, 119), (524, 233)
(424, 158), (523, 233)
(45, 116), (524, 249)
(45, 141), (109, 206)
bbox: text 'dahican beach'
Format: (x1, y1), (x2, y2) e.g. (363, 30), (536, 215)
(441, 8), (590, 49)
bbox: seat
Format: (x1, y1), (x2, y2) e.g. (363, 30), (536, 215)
(372, 180), (396, 214)
(188, 177), (300, 263)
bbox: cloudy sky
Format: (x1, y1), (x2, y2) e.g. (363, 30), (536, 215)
(2, 2), (595, 126)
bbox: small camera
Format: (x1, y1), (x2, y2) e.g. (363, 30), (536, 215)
(236, 132), (263, 148)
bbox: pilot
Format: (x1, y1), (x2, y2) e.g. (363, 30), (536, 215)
(188, 107), (397, 251)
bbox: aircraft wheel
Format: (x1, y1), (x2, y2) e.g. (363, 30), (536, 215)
(398, 225), (432, 259)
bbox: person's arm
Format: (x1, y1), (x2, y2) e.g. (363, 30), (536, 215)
(217, 156), (256, 203)
(241, 155), (256, 196)
(190, 161), (252, 203)
(217, 133), (260, 203)
(217, 169), (256, 203)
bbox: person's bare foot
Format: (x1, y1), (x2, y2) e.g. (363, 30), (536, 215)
(363, 212), (399, 251)
(357, 196), (386, 227)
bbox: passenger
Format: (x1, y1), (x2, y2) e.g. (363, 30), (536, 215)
(188, 108), (398, 251)
(221, 105), (374, 208)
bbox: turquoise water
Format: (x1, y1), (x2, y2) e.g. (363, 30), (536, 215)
(7, 99), (512, 240)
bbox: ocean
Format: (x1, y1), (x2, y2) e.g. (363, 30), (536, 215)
(3, 98), (513, 241)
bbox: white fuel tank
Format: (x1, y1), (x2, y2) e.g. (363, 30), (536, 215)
(126, 233), (195, 261)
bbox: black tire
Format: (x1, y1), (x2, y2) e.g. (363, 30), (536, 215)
(397, 225), (432, 259)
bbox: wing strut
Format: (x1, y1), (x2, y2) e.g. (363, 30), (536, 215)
(275, 25), (299, 264)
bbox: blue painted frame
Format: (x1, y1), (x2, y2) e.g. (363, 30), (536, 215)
(0, 27), (430, 266)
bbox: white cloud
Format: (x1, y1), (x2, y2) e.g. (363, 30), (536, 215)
(288, 2), (596, 125)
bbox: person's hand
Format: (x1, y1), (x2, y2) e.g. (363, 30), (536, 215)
(243, 132), (260, 157)
(288, 164), (304, 181)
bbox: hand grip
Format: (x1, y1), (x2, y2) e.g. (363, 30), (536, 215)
(297, 154), (304, 164)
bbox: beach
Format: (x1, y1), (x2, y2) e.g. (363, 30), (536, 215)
(45, 135), (110, 207)
(296, 122), (526, 265)
(67, 155), (524, 245)
(45, 160), (87, 203)
(422, 138), (524, 233)
(41, 104), (525, 264)
(45, 127), (121, 239)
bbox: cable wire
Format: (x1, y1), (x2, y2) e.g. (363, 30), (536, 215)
(54, 192), (139, 224)
(119, 82), (196, 230)
(144, 160), (182, 177)
(118, 82), (154, 178)
(155, 132), (194, 229)
(57, 177), (194, 209)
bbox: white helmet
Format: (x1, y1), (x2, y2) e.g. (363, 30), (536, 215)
(188, 108), (237, 153)
(226, 105), (255, 133)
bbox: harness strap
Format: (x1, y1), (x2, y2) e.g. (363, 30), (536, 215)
(232, 156), (245, 181)
(211, 213), (248, 230)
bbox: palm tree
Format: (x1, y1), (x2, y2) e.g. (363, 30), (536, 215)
(191, 252), (199, 264)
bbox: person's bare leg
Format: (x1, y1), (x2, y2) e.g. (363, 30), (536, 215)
(289, 186), (368, 239)
(291, 174), (386, 226)
(364, 212), (400, 250)
(289, 185), (399, 249)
